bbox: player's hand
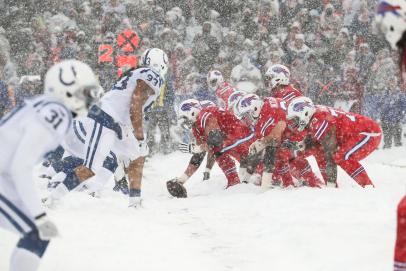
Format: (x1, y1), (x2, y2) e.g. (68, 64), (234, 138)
(138, 139), (149, 157)
(178, 142), (204, 154)
(203, 168), (211, 181)
(167, 179), (187, 198)
(34, 214), (59, 240)
(249, 139), (266, 155)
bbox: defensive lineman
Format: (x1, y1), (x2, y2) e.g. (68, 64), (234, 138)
(0, 60), (100, 271)
(46, 48), (168, 208)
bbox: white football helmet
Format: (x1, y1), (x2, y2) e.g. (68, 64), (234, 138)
(228, 90), (246, 116)
(140, 48), (169, 76)
(375, 0), (406, 49)
(44, 60), (101, 116)
(264, 64), (290, 89)
(235, 94), (264, 125)
(286, 96), (316, 132)
(207, 70), (224, 91)
(178, 99), (202, 129)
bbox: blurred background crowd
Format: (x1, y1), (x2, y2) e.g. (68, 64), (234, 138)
(0, 0), (405, 153)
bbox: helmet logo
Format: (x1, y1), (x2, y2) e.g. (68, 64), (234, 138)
(229, 92), (243, 103)
(181, 102), (199, 111)
(240, 96), (256, 107)
(293, 101), (312, 112)
(59, 66), (77, 86)
(272, 66), (289, 77)
(377, 1), (401, 17)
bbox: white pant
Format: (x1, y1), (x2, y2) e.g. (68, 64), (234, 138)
(81, 118), (143, 172)
(0, 179), (36, 236)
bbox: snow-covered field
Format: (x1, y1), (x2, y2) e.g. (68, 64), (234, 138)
(1, 147), (405, 271)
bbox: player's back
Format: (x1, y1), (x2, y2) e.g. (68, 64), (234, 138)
(215, 82), (236, 108)
(271, 85), (302, 103)
(100, 67), (164, 125)
(314, 105), (380, 140)
(0, 95), (71, 171)
(255, 97), (287, 138)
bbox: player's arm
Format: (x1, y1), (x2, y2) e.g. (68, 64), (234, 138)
(320, 126), (338, 186)
(203, 151), (216, 180)
(204, 116), (224, 154)
(130, 79), (154, 140)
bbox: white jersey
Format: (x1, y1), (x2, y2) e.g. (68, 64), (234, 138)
(0, 95), (71, 217)
(100, 67), (164, 125)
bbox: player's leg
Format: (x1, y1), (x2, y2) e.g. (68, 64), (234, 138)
(334, 132), (381, 187)
(273, 149), (294, 187)
(0, 193), (49, 271)
(289, 156), (323, 188)
(216, 154), (240, 188)
(338, 159), (373, 187)
(395, 195), (406, 270)
(79, 152), (118, 194)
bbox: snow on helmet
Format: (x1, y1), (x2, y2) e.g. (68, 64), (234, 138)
(265, 64), (290, 89)
(141, 48), (169, 76)
(228, 90), (246, 116)
(235, 94), (264, 125)
(44, 60), (101, 116)
(375, 0), (406, 49)
(207, 70), (224, 91)
(178, 99), (202, 129)
(286, 96), (316, 132)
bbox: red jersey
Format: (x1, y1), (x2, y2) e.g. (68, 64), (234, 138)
(254, 98), (287, 139)
(215, 82), (236, 108)
(270, 85), (303, 103)
(192, 107), (253, 149)
(308, 105), (380, 143)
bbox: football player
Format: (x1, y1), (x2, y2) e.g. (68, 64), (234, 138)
(0, 60), (100, 271)
(286, 96), (381, 187)
(375, 1), (406, 269)
(167, 99), (256, 197)
(45, 48), (168, 208)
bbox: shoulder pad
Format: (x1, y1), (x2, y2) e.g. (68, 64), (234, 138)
(36, 102), (72, 137)
(137, 68), (164, 93)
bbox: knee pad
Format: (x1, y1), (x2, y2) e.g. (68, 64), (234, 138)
(103, 152), (118, 173)
(17, 230), (50, 258)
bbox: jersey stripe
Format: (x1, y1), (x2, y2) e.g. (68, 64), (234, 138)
(344, 134), (371, 161)
(220, 133), (255, 153)
(261, 118), (275, 136)
(200, 112), (211, 129)
(283, 92), (296, 102)
(315, 120), (328, 140)
(73, 121), (86, 144)
(88, 124), (103, 169)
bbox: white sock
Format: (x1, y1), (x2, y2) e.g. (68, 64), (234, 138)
(10, 248), (40, 271)
(261, 172), (273, 189)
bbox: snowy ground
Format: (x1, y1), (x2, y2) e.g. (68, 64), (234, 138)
(1, 147), (405, 271)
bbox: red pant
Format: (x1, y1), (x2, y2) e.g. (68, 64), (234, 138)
(395, 196), (406, 270)
(335, 132), (381, 187)
(216, 154), (240, 187)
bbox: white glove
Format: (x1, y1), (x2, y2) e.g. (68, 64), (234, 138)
(178, 142), (204, 154)
(34, 214), (59, 240)
(249, 139), (267, 155)
(137, 139), (149, 157)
